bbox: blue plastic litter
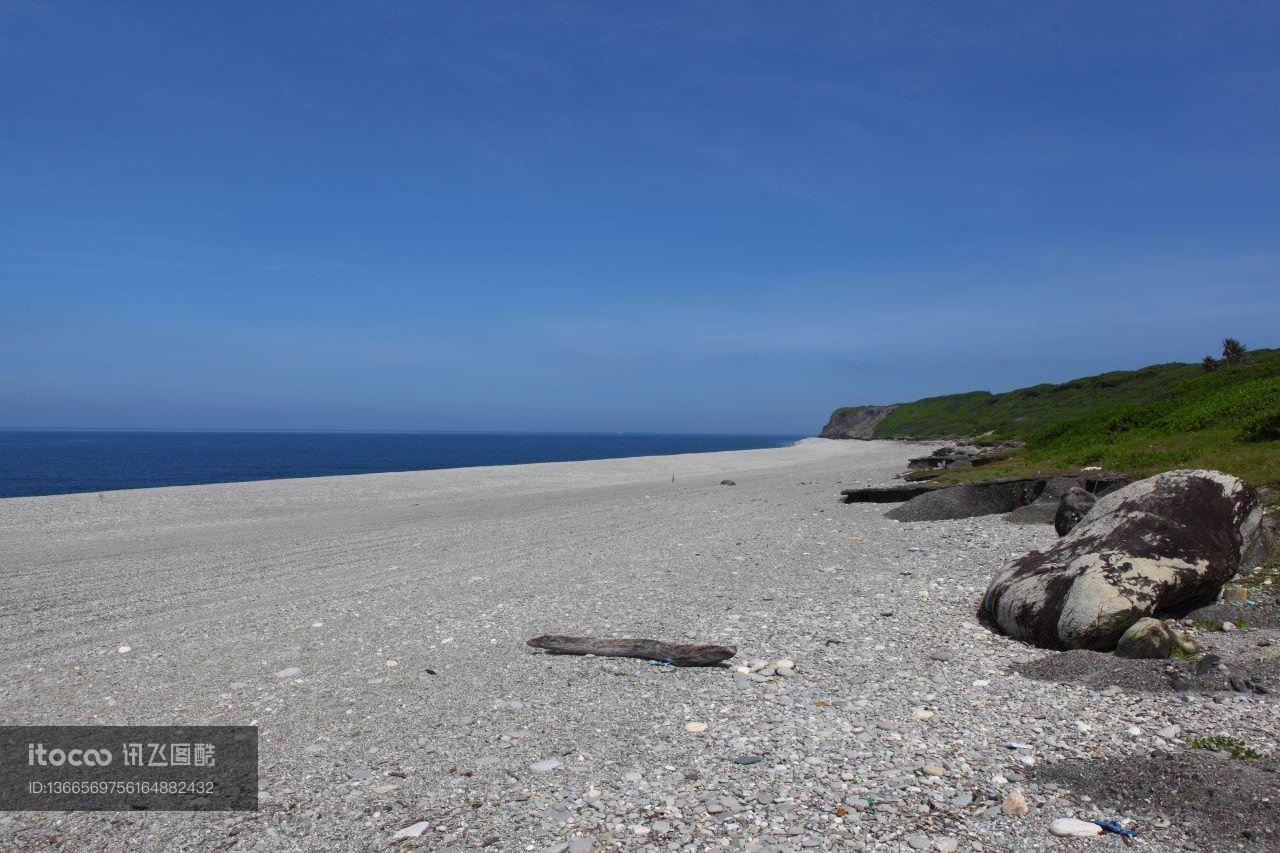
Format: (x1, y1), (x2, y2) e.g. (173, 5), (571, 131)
(648, 659), (673, 668)
(1093, 819), (1138, 838)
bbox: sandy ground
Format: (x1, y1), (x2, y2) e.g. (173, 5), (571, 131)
(1, 438), (1276, 852)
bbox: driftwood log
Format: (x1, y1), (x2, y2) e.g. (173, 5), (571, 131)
(527, 635), (736, 667)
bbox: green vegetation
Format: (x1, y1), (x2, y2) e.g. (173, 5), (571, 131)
(867, 345), (1280, 487)
(1170, 647), (1201, 662)
(872, 360), (1205, 439)
(1184, 735), (1265, 760)
(1193, 618), (1224, 631)
(1222, 337), (1248, 367)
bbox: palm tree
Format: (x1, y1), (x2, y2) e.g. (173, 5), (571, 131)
(1201, 355), (1218, 372)
(1222, 338), (1248, 366)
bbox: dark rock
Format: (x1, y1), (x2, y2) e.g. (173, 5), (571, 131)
(720, 479), (736, 486)
(906, 455), (952, 470)
(885, 479), (1047, 522)
(820, 405), (899, 439)
(840, 484), (944, 504)
(1195, 654), (1221, 676)
(1228, 674), (1268, 694)
(980, 470), (1261, 650)
(1054, 486), (1097, 535)
(1005, 477), (1127, 525)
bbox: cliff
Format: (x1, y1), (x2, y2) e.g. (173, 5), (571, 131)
(819, 405), (899, 439)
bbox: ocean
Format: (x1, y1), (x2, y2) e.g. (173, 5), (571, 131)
(0, 430), (805, 498)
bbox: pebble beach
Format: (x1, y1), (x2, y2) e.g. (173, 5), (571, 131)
(1, 438), (1276, 851)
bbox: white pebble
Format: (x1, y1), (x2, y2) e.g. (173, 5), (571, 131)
(392, 821), (430, 840)
(1050, 818), (1103, 837)
(530, 759), (562, 773)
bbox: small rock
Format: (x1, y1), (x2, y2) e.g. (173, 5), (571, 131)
(568, 840), (594, 853)
(912, 707), (934, 721)
(922, 764), (946, 777)
(733, 754), (762, 765)
(720, 480), (736, 486)
(1115, 617), (1202, 659)
(116, 645), (131, 655)
(530, 759), (563, 773)
(907, 834), (931, 851)
(1158, 725), (1182, 740)
(1050, 818), (1103, 837)
(392, 821), (430, 840)
(684, 722), (708, 733)
(274, 667), (302, 678)
(1002, 792), (1029, 816)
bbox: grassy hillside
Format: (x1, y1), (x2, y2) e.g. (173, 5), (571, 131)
(1022, 350), (1280, 486)
(863, 348), (1280, 488)
(872, 361), (1205, 439)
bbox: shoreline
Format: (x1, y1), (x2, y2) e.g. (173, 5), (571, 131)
(0, 431), (811, 502)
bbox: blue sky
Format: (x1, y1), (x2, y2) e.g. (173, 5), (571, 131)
(3, 2), (1278, 433)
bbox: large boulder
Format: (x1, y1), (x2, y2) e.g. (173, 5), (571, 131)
(980, 470), (1260, 650)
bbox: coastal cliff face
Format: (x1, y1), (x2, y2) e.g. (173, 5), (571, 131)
(819, 405), (899, 439)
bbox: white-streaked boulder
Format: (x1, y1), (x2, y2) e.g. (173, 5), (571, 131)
(981, 470), (1259, 650)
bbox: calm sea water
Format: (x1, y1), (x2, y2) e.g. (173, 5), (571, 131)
(0, 431), (805, 498)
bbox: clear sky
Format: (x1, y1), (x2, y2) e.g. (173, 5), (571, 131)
(3, 2), (1278, 434)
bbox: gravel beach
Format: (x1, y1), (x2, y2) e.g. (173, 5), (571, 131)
(1, 438), (1276, 851)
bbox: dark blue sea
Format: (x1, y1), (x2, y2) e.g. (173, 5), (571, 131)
(0, 431), (805, 498)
